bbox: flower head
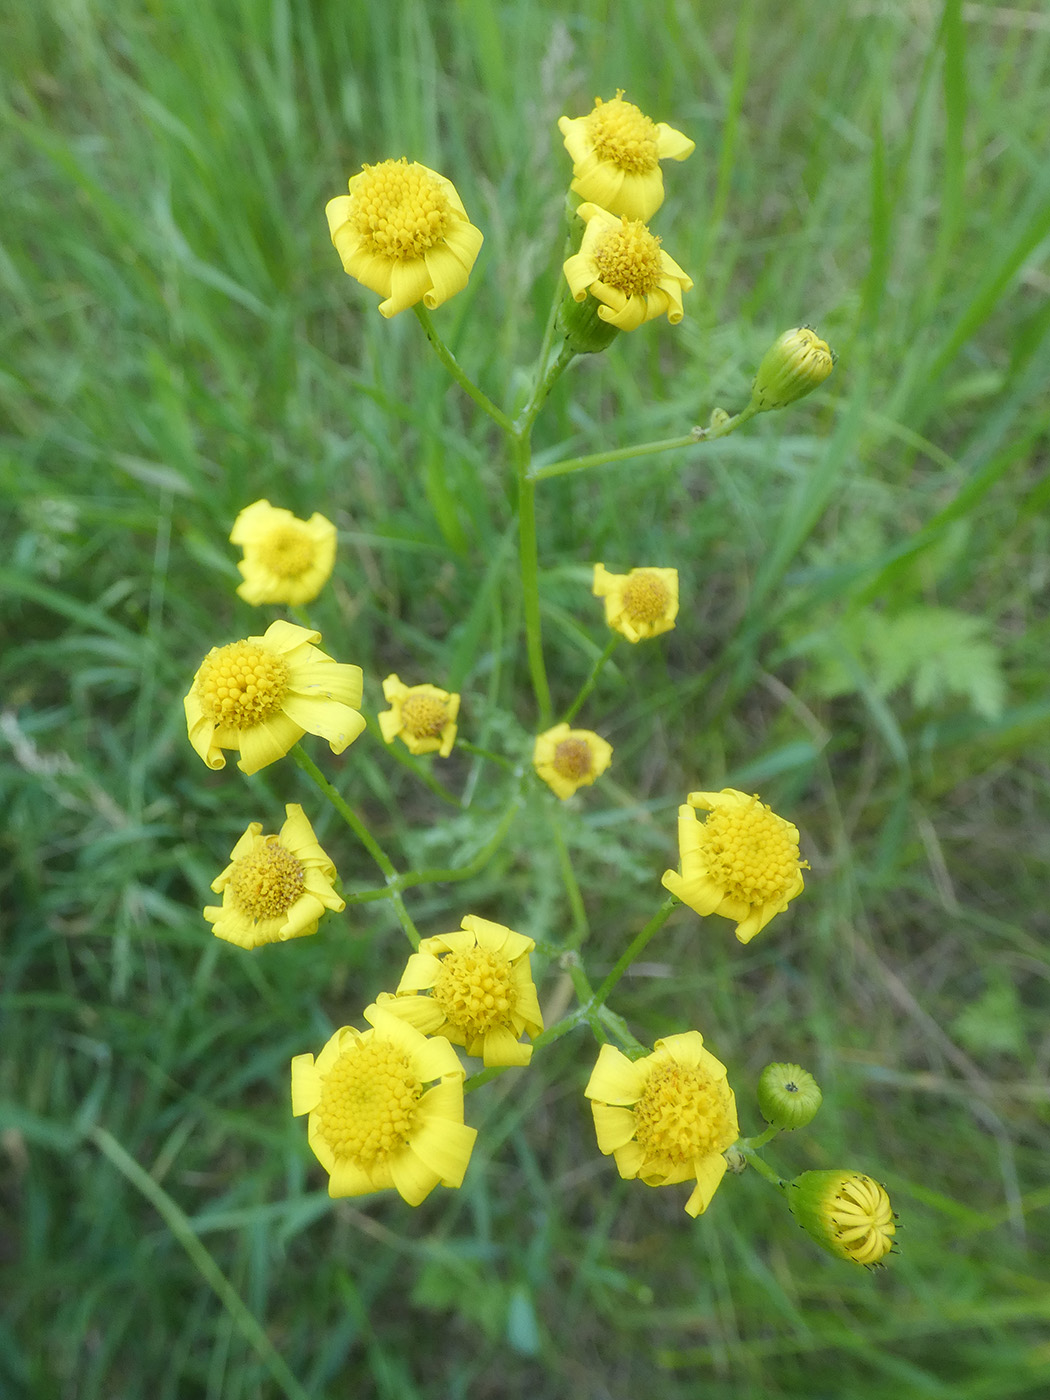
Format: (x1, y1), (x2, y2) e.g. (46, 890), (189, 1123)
(204, 803), (344, 949)
(563, 204), (693, 331)
(585, 1031), (739, 1217)
(592, 563), (679, 643)
(661, 789), (807, 943)
(377, 915), (544, 1067)
(326, 158), (484, 319)
(787, 1170), (897, 1266)
(230, 500), (337, 607)
(558, 92), (695, 222)
(378, 674), (460, 757)
(291, 1004), (477, 1204)
(750, 327), (836, 411)
(184, 620), (366, 775)
(533, 723), (613, 800)
(756, 1063), (823, 1130)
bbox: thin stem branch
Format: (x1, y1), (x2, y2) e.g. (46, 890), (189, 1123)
(593, 896), (677, 1007)
(514, 454), (553, 724)
(529, 404), (759, 482)
(413, 305), (513, 431)
(562, 634), (620, 724)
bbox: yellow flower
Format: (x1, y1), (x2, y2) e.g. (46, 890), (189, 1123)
(661, 789), (807, 944)
(585, 1031), (739, 1217)
(563, 203), (692, 331)
(378, 674), (460, 757)
(377, 915), (544, 1067)
(183, 620), (366, 776)
(291, 1004), (477, 1204)
(204, 803), (344, 949)
(533, 723), (613, 800)
(592, 563), (679, 643)
(786, 1170), (897, 1266)
(326, 158), (484, 319)
(230, 500), (336, 607)
(750, 327), (836, 411)
(558, 92), (695, 222)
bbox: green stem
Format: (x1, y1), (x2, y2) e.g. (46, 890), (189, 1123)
(413, 305), (513, 432)
(563, 635), (620, 724)
(551, 815), (589, 949)
(515, 456), (552, 724)
(737, 1143), (789, 1190)
(368, 720), (462, 807)
(529, 405), (759, 482)
(594, 896), (677, 1007)
(514, 343), (576, 437)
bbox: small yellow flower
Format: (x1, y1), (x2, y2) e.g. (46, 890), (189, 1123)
(750, 327), (836, 411)
(533, 723), (613, 800)
(585, 1031), (739, 1217)
(558, 92), (695, 222)
(378, 674), (460, 757)
(661, 789), (807, 944)
(563, 203), (692, 331)
(204, 803), (344, 949)
(230, 500), (337, 607)
(377, 915), (544, 1067)
(326, 158), (484, 318)
(787, 1170), (897, 1266)
(183, 620), (366, 775)
(592, 563), (679, 643)
(291, 1005), (477, 1204)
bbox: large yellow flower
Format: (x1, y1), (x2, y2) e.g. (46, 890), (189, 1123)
(377, 915), (544, 1067)
(326, 158), (484, 319)
(378, 674), (460, 757)
(230, 500), (336, 607)
(204, 803), (344, 949)
(563, 203), (692, 331)
(661, 789), (807, 944)
(592, 563), (679, 643)
(558, 92), (695, 222)
(533, 723), (613, 800)
(184, 620), (366, 776)
(291, 1005), (477, 1204)
(585, 1031), (739, 1217)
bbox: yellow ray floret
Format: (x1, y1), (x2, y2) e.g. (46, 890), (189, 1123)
(377, 914), (544, 1067)
(585, 1031), (739, 1217)
(326, 158), (484, 318)
(563, 203), (692, 331)
(204, 803), (344, 949)
(378, 674), (460, 757)
(558, 92), (695, 222)
(230, 500), (337, 607)
(184, 620), (366, 776)
(533, 723), (613, 800)
(661, 788), (807, 943)
(592, 563), (679, 643)
(290, 1005), (477, 1205)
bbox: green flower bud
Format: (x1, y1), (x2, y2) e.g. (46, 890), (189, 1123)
(750, 327), (835, 411)
(786, 1170), (897, 1267)
(557, 290), (620, 355)
(756, 1063), (822, 1129)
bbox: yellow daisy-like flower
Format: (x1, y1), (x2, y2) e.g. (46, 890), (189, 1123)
(558, 92), (695, 222)
(204, 803), (344, 950)
(585, 1031), (739, 1217)
(183, 619), (366, 776)
(377, 915), (544, 1068)
(533, 723), (613, 800)
(378, 674), (460, 758)
(787, 1170), (897, 1267)
(592, 563), (679, 643)
(230, 500), (337, 607)
(563, 203), (693, 331)
(661, 789), (807, 944)
(291, 1005), (477, 1205)
(325, 158), (484, 319)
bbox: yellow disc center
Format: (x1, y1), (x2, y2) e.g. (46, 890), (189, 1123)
(593, 220), (664, 298)
(552, 738), (594, 781)
(829, 1177), (896, 1265)
(621, 571), (670, 623)
(195, 641), (290, 728)
(701, 799), (802, 906)
(432, 947), (517, 1041)
(400, 693), (449, 739)
(588, 96), (659, 173)
(316, 1039), (422, 1167)
(256, 523), (315, 579)
(350, 158), (453, 260)
(228, 837), (305, 921)
(633, 1061), (736, 1165)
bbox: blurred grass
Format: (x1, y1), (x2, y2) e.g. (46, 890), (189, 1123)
(3, 0), (1050, 1396)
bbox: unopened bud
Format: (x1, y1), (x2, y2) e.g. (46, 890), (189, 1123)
(557, 291), (620, 355)
(786, 1170), (897, 1267)
(750, 327), (835, 411)
(757, 1063), (822, 1129)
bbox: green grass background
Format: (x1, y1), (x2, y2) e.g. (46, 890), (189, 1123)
(4, 0), (1050, 1395)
